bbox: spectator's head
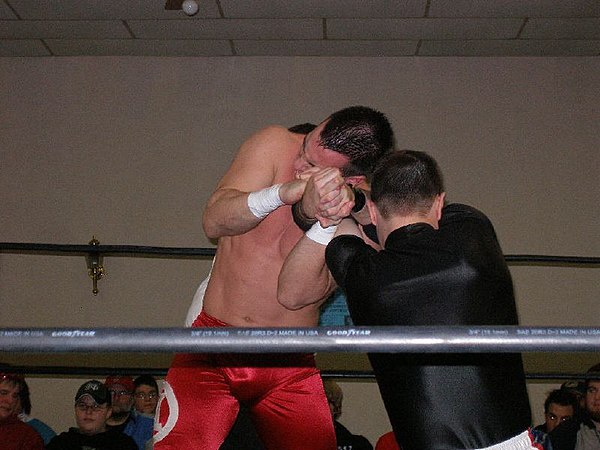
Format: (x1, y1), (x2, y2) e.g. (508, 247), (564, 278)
(322, 379), (343, 421)
(104, 375), (135, 416)
(0, 373), (26, 422)
(543, 389), (578, 432)
(13, 376), (32, 418)
(560, 380), (587, 409)
(584, 363), (600, 422)
(133, 375), (159, 416)
(74, 380), (112, 436)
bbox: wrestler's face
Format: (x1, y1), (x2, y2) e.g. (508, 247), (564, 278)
(293, 120), (349, 177)
(0, 380), (20, 421)
(544, 403), (574, 432)
(585, 380), (600, 422)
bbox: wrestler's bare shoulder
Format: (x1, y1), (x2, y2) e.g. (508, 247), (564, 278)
(241, 125), (303, 157)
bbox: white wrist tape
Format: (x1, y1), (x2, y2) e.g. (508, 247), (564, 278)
(305, 222), (338, 246)
(247, 184), (284, 219)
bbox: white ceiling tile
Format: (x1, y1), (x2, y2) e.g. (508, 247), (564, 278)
(419, 39), (600, 56)
(234, 39), (417, 56)
(6, 0), (221, 19)
(44, 39), (232, 56)
(221, 0), (426, 18)
(128, 19), (322, 39)
(429, 0), (600, 18)
(521, 18), (600, 39)
(0, 39), (50, 56)
(328, 19), (523, 40)
(0, 21), (131, 39)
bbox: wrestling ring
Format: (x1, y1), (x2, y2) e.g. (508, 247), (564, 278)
(0, 241), (600, 442)
(1, 241), (599, 379)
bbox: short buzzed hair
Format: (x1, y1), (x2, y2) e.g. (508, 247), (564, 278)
(320, 106), (394, 177)
(371, 150), (444, 219)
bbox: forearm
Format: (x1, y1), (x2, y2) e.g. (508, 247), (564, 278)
(278, 224), (337, 311)
(202, 187), (278, 239)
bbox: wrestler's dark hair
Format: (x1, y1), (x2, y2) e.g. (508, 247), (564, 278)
(288, 123), (316, 134)
(134, 374), (159, 391)
(370, 150), (444, 219)
(544, 389), (578, 414)
(319, 106), (394, 177)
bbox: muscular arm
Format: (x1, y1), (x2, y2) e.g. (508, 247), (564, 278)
(202, 126), (305, 239)
(277, 217), (360, 311)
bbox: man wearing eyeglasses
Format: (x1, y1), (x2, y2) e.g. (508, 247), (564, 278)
(104, 376), (153, 450)
(46, 379), (137, 449)
(133, 375), (159, 418)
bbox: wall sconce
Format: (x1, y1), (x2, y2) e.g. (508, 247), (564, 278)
(86, 236), (104, 295)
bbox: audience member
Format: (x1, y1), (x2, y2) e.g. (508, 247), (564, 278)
(535, 389), (579, 433)
(15, 376), (57, 445)
(322, 379), (373, 450)
(104, 375), (153, 450)
(47, 379), (137, 450)
(133, 375), (159, 418)
(550, 363), (600, 450)
(375, 431), (400, 450)
(0, 372), (44, 449)
(561, 380), (588, 410)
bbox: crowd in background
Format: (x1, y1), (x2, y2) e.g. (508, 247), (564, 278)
(1, 364), (599, 449)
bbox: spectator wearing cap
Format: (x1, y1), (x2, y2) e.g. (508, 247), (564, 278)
(550, 363), (600, 450)
(46, 379), (137, 450)
(0, 372), (44, 450)
(105, 375), (153, 450)
(133, 375), (159, 418)
(14, 375), (57, 445)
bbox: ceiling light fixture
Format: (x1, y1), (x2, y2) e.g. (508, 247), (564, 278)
(182, 0), (199, 16)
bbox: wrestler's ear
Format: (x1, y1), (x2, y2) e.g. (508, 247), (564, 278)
(434, 193), (445, 221)
(367, 198), (378, 226)
(345, 175), (365, 187)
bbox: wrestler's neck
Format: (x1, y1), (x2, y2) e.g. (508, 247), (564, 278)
(377, 214), (439, 247)
(370, 195), (444, 248)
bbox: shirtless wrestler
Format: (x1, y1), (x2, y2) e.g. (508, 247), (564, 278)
(154, 106), (394, 450)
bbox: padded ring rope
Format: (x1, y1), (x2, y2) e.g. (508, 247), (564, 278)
(1, 326), (599, 353)
(1, 242), (599, 265)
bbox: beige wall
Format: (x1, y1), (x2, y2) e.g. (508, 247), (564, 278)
(1, 56), (599, 443)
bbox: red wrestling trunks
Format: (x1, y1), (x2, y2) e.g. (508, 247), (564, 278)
(154, 310), (336, 450)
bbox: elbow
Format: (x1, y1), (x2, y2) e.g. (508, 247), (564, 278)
(202, 211), (222, 240)
(203, 221), (219, 240)
(277, 290), (306, 311)
(277, 284), (332, 312)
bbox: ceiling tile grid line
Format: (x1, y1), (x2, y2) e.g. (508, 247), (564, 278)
(0, 0), (599, 57)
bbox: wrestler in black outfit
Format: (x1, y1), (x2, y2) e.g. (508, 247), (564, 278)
(325, 156), (532, 450)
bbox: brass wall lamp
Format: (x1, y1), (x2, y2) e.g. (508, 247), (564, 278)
(85, 237), (104, 295)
